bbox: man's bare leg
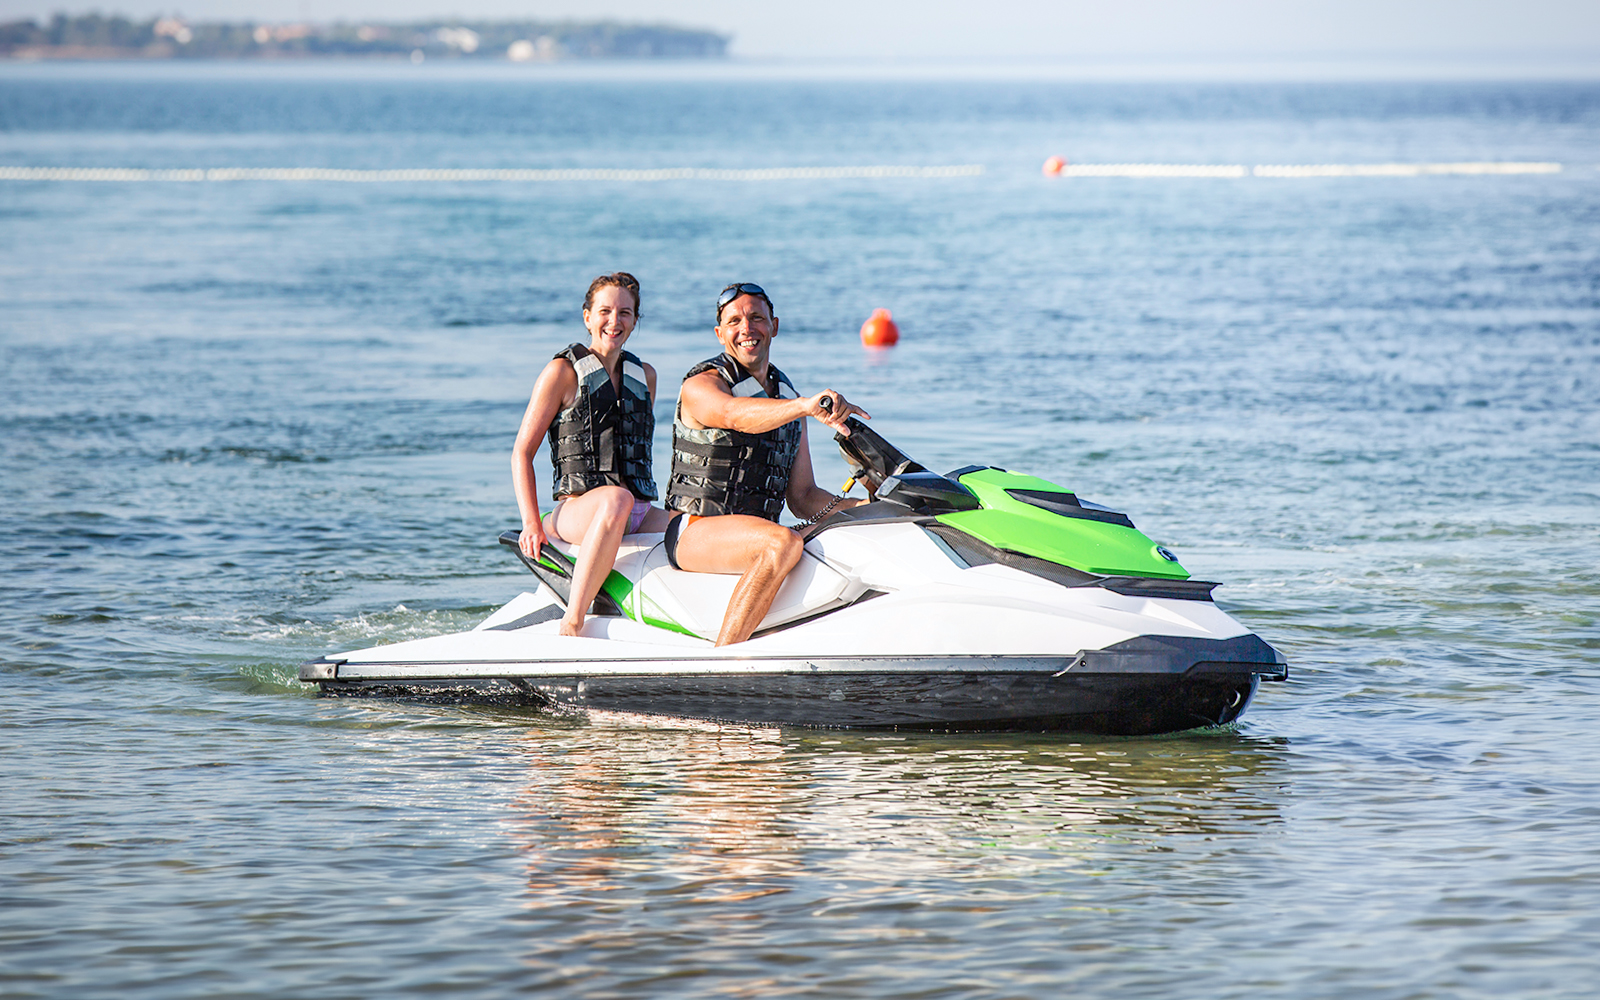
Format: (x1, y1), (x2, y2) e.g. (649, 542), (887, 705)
(546, 485), (635, 636)
(672, 514), (803, 646)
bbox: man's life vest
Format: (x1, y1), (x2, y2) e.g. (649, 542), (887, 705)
(667, 353), (802, 521)
(546, 343), (657, 500)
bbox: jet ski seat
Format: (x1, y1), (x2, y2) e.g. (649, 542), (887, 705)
(548, 532), (863, 640)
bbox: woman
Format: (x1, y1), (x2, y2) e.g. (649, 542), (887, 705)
(511, 272), (673, 636)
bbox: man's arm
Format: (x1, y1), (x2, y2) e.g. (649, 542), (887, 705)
(678, 371), (867, 435)
(786, 421), (868, 521)
(677, 370), (810, 433)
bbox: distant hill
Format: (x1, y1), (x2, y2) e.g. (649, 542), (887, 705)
(0, 14), (730, 60)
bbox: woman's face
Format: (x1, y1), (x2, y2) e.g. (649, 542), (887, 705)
(583, 285), (638, 350)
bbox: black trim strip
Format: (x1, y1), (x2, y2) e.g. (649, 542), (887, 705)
(1005, 488), (1136, 529)
(921, 523), (1222, 601)
(748, 588), (888, 639)
(486, 605), (564, 631)
(797, 501), (929, 540)
(799, 510), (1222, 603)
(1098, 577), (1221, 601)
(923, 522), (1101, 586)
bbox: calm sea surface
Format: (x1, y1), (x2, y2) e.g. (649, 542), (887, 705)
(2, 63), (1598, 998)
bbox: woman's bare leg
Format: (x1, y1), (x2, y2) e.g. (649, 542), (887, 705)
(546, 485), (635, 636)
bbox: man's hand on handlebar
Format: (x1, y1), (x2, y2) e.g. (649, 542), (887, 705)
(810, 391), (869, 436)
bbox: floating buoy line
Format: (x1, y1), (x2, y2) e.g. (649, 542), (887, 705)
(0, 162), (1569, 184)
(1042, 161), (1563, 178)
(0, 165), (984, 183)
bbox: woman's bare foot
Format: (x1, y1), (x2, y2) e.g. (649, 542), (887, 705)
(558, 617), (583, 637)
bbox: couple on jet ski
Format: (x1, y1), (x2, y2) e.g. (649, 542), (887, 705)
(511, 274), (870, 645)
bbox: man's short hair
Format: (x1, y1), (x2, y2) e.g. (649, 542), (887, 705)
(716, 282), (775, 323)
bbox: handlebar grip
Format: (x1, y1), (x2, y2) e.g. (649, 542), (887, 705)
(819, 394), (833, 413)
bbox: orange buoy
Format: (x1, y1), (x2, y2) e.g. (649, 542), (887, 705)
(859, 308), (899, 348)
(1042, 155), (1066, 176)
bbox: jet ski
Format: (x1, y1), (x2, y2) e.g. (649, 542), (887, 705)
(301, 418), (1286, 734)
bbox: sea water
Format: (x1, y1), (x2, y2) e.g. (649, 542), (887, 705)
(2, 62), (1598, 998)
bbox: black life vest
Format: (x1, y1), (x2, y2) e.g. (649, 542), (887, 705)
(667, 353), (802, 521)
(546, 343), (657, 501)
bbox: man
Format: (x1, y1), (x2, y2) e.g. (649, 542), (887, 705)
(663, 282), (870, 646)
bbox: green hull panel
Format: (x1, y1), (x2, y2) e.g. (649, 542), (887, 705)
(600, 570), (634, 613)
(605, 567), (703, 639)
(943, 469), (1190, 580)
(534, 531), (699, 637)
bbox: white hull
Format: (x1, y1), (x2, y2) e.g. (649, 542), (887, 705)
(303, 521), (1285, 733)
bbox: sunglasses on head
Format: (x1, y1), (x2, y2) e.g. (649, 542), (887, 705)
(716, 282), (772, 319)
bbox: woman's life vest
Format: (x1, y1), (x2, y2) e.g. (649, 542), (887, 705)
(667, 353), (802, 521)
(546, 343), (657, 500)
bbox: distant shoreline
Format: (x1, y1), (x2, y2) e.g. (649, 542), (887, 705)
(3, 43), (1595, 83)
(0, 15), (730, 62)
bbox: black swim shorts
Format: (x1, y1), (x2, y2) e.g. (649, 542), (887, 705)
(662, 512), (703, 570)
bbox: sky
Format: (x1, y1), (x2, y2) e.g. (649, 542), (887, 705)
(3, 0), (1598, 65)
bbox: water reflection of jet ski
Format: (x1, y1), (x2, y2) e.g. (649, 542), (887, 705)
(301, 417), (1286, 735)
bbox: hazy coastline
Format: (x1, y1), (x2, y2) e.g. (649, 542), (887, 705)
(0, 13), (729, 62)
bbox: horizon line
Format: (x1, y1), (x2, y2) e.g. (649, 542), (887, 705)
(4, 52), (1598, 82)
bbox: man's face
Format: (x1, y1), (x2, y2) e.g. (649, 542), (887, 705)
(715, 294), (778, 370)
